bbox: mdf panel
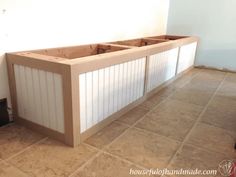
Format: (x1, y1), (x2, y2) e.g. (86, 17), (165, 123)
(79, 58), (146, 132)
(177, 42), (197, 74)
(14, 65), (65, 133)
(98, 69), (104, 123)
(147, 48), (179, 92)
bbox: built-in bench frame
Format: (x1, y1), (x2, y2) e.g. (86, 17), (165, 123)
(6, 35), (198, 147)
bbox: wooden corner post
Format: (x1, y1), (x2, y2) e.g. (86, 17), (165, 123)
(62, 65), (81, 147)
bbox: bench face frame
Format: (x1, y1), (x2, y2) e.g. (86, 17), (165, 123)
(6, 35), (198, 147)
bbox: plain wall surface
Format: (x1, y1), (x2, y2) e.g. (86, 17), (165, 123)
(167, 0), (236, 71)
(0, 0), (170, 107)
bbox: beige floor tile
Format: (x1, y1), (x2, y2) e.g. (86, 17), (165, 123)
(154, 86), (177, 98)
(136, 99), (203, 141)
(201, 96), (236, 132)
(152, 99), (203, 120)
(72, 153), (156, 177)
(225, 73), (236, 82)
(186, 123), (236, 157)
(106, 128), (180, 168)
(170, 88), (213, 106)
(137, 97), (165, 111)
(167, 144), (228, 177)
(0, 161), (28, 177)
(183, 78), (220, 93)
(209, 95), (236, 110)
(201, 107), (236, 133)
(0, 124), (45, 160)
(85, 122), (129, 149)
(135, 112), (195, 142)
(8, 139), (98, 177)
(197, 69), (225, 80)
(171, 77), (191, 89)
(171, 68), (201, 88)
(117, 107), (149, 126)
(217, 80), (236, 97)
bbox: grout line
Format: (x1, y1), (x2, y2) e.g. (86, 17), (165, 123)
(69, 150), (103, 177)
(186, 121), (236, 156)
(200, 120), (236, 135)
(68, 69), (202, 176)
(132, 126), (182, 144)
(0, 160), (30, 176)
(85, 143), (147, 170)
(4, 137), (48, 162)
(184, 141), (233, 159)
(1, 137), (48, 177)
(0, 68), (199, 177)
(104, 69), (202, 150)
(113, 120), (132, 128)
(108, 68), (198, 149)
(109, 70), (201, 150)
(164, 72), (228, 171)
(69, 142), (148, 177)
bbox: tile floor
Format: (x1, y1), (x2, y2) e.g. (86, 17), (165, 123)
(0, 68), (236, 177)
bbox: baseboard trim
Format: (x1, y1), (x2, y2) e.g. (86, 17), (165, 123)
(16, 117), (65, 142)
(195, 65), (236, 73)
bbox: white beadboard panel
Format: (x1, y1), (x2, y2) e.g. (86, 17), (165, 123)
(79, 58), (146, 132)
(147, 48), (179, 92)
(177, 42), (197, 74)
(14, 64), (65, 133)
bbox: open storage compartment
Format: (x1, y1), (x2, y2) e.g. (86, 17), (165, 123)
(149, 35), (188, 40)
(109, 38), (168, 47)
(32, 44), (131, 59)
(6, 35), (198, 147)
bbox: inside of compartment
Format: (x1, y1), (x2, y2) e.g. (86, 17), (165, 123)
(32, 44), (131, 59)
(149, 35), (188, 40)
(109, 38), (168, 47)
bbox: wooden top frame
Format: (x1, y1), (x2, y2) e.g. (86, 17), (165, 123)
(7, 35), (199, 74)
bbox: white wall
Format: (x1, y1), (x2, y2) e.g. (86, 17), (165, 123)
(167, 0), (236, 71)
(0, 0), (170, 107)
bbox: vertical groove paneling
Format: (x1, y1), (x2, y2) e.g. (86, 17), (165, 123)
(86, 72), (93, 129)
(128, 61), (133, 104)
(147, 48), (179, 92)
(177, 42), (197, 74)
(53, 73), (64, 133)
(92, 70), (99, 125)
(14, 64), (65, 133)
(14, 66), (24, 118)
(79, 74), (86, 132)
(109, 66), (115, 116)
(32, 68), (43, 125)
(98, 69), (104, 122)
(114, 65), (119, 112)
(46, 72), (57, 130)
(39, 70), (49, 128)
(19, 65), (28, 119)
(25, 67), (34, 122)
(103, 67), (110, 118)
(118, 64), (123, 110)
(123, 62), (128, 107)
(79, 58), (146, 132)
